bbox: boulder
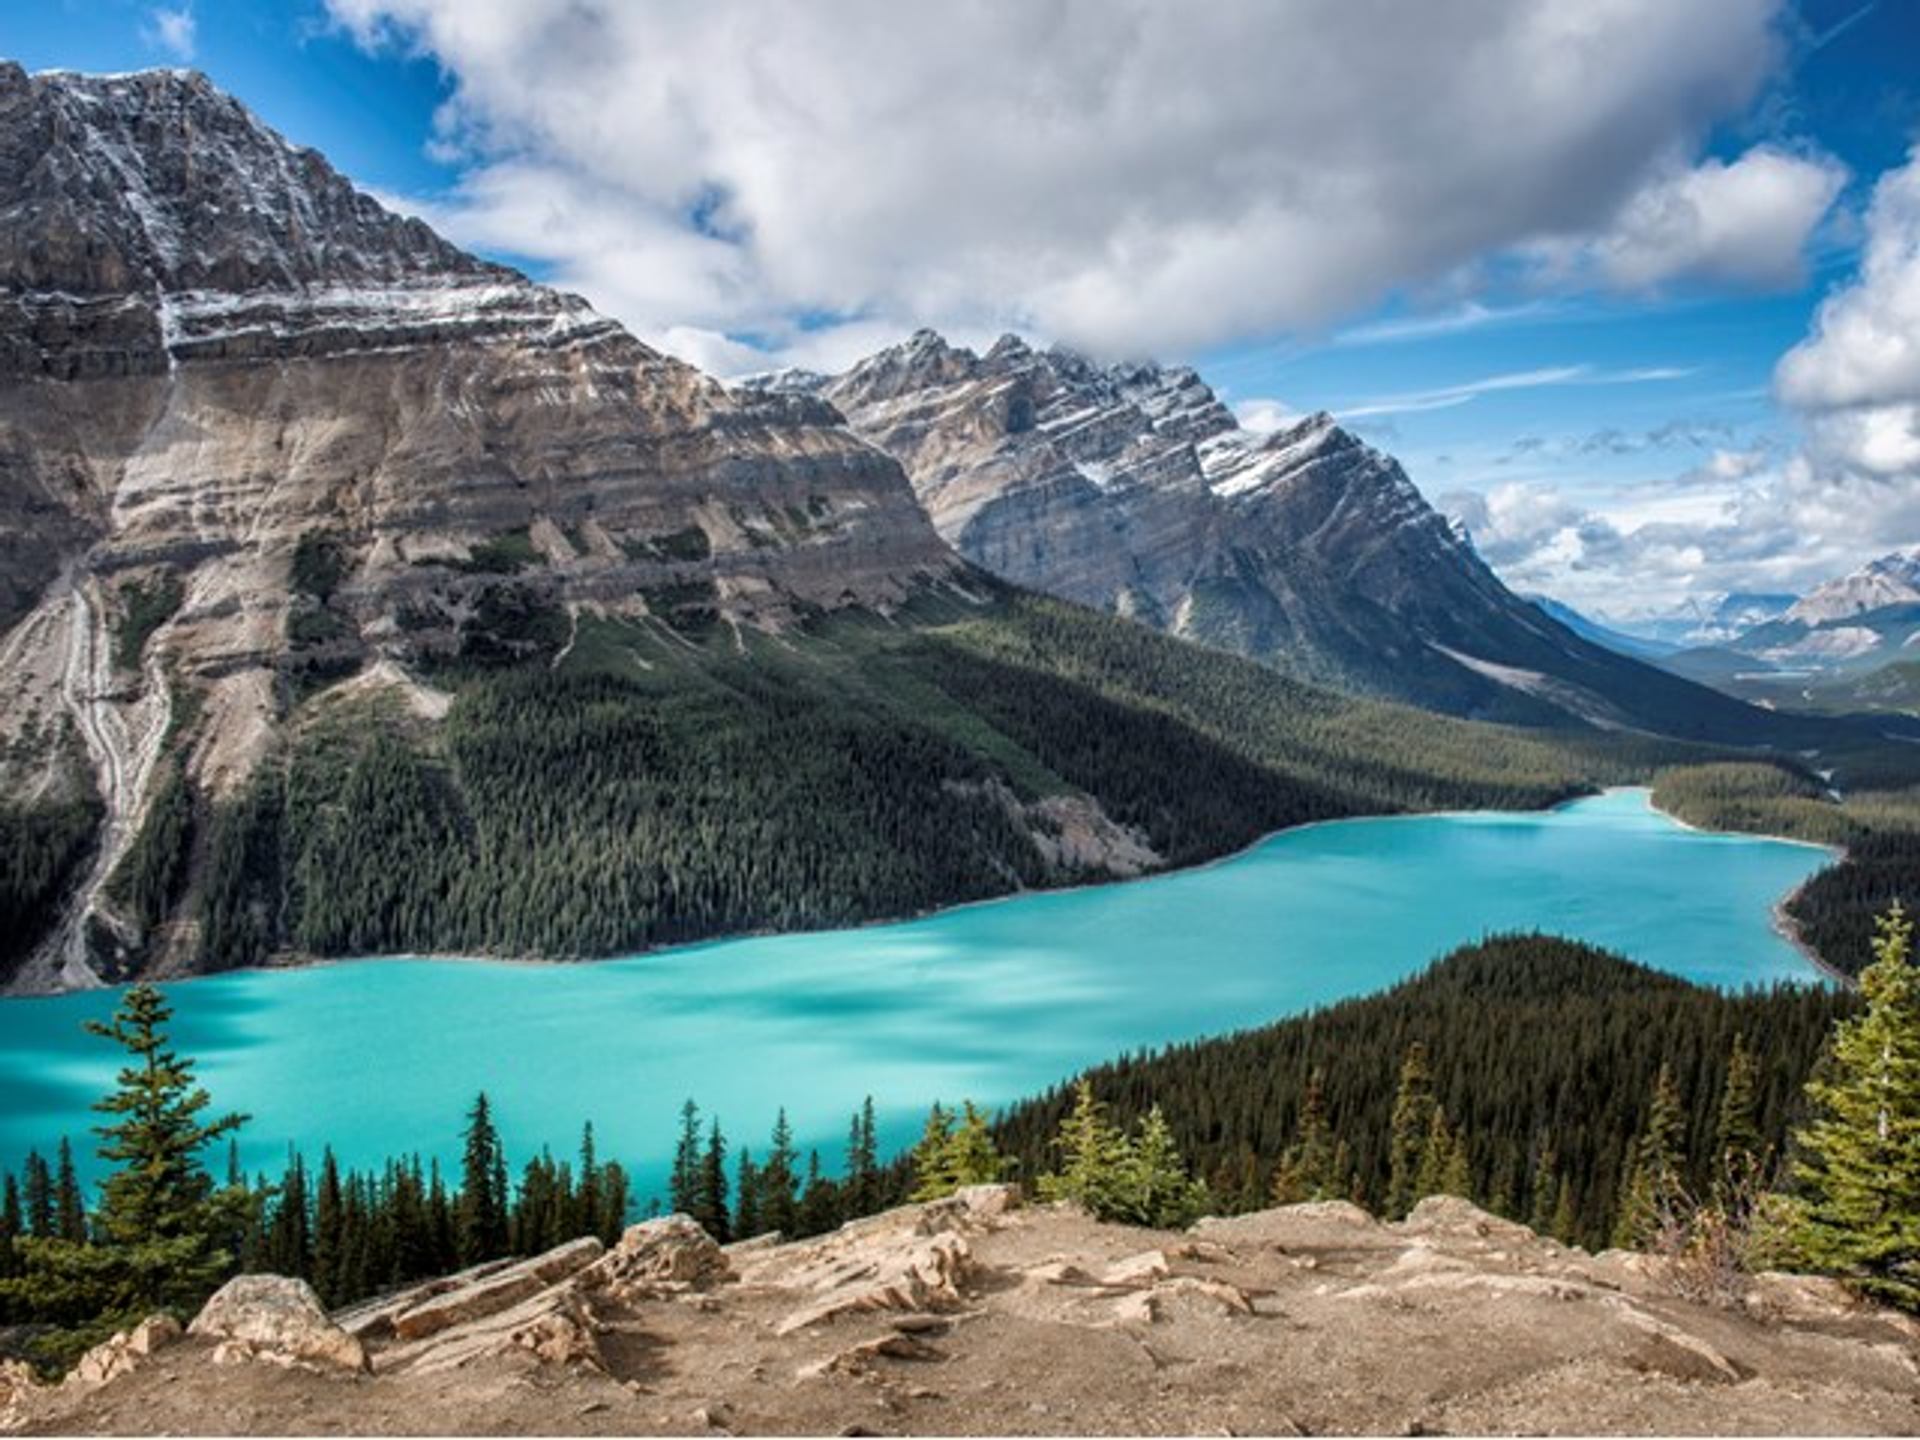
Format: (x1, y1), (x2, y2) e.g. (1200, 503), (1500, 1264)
(388, 1236), (604, 1342)
(1399, 1195), (1538, 1246)
(64, 1313), (182, 1389)
(190, 1275), (370, 1373)
(579, 1215), (733, 1301)
(773, 1230), (977, 1335)
(509, 1289), (607, 1370)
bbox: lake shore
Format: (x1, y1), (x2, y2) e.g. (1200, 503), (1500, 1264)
(6, 783), (1848, 999)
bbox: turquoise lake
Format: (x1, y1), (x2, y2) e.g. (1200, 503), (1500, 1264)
(0, 789), (1831, 1198)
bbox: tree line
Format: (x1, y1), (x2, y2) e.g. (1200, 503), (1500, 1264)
(7, 917), (1920, 1375)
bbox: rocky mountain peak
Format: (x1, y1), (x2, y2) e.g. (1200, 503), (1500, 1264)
(1785, 545), (1920, 626)
(811, 331), (1787, 734)
(2, 65), (492, 298)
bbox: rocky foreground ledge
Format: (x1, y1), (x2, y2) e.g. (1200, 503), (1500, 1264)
(4, 1188), (1917, 1435)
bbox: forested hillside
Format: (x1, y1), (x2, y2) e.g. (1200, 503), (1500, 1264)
(1651, 757), (1920, 976)
(992, 935), (1854, 1250)
(168, 592), (1698, 974)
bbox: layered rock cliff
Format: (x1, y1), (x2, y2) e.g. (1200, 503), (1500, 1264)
(9, 1189), (1917, 1436)
(784, 331), (1795, 740)
(0, 66), (958, 988)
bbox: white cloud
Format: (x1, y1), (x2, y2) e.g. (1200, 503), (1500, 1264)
(1333, 301), (1559, 347)
(146, 6), (196, 60)
(1775, 148), (1920, 486)
(1233, 398), (1301, 433)
(1555, 146), (1846, 291)
(1336, 364), (1691, 421)
(327, 0), (1802, 368)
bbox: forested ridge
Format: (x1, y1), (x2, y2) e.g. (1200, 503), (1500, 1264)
(991, 935), (1854, 1251)
(1652, 756), (1920, 976)
(9, 586), (1909, 982)
(171, 593), (1708, 973)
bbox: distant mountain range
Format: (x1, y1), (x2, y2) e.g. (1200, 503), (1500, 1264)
(761, 332), (1802, 741)
(1534, 549), (1920, 714)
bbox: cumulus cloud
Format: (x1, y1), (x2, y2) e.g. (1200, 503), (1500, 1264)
(146, 6), (196, 59)
(1534, 146), (1846, 292)
(1776, 147), (1920, 480)
(325, 0), (1812, 368)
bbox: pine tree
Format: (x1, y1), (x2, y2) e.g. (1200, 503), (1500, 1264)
(1716, 1031), (1763, 1171)
(1551, 1175), (1578, 1245)
(1271, 1068), (1336, 1203)
(267, 1150), (309, 1279)
(1788, 905), (1920, 1307)
(734, 1148), (761, 1240)
(1614, 1063), (1685, 1248)
(312, 1151), (345, 1305)
(1529, 1141), (1558, 1235)
(1412, 1106), (1456, 1204)
(22, 1151), (52, 1240)
(761, 1110), (798, 1237)
(1038, 1080), (1130, 1217)
(1, 1174), (22, 1284)
(1119, 1106), (1209, 1228)
(844, 1098), (878, 1218)
(1387, 1043), (1437, 1218)
(54, 1139), (85, 1243)
(1441, 1129), (1473, 1200)
(457, 1092), (508, 1264)
(8, 984), (248, 1328)
(797, 1150), (838, 1236)
(909, 1103), (955, 1202)
(696, 1120), (731, 1242)
(598, 1161), (630, 1245)
(576, 1123), (601, 1241)
(945, 1102), (1007, 1191)
(670, 1100), (702, 1218)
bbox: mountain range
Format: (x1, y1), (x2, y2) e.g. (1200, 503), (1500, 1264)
(1549, 550), (1920, 713)
(0, 64), (1863, 995)
(764, 332), (1807, 740)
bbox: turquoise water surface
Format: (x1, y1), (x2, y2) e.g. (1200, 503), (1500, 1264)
(0, 789), (1830, 1197)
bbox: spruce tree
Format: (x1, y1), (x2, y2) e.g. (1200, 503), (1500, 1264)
(1529, 1144), (1559, 1235)
(598, 1161), (630, 1245)
(670, 1100), (702, 1218)
(1, 1174), (22, 1284)
(1716, 1032), (1763, 1170)
(761, 1110), (798, 1237)
(267, 1150), (310, 1279)
(1120, 1106), (1209, 1228)
(735, 1148), (761, 1241)
(1789, 905), (1920, 1307)
(22, 1151), (52, 1240)
(8, 984), (248, 1329)
(576, 1123), (601, 1241)
(945, 1102), (1007, 1191)
(1412, 1106), (1456, 1204)
(312, 1151), (345, 1305)
(797, 1150), (838, 1236)
(844, 1098), (878, 1218)
(1386, 1043), (1437, 1218)
(1614, 1063), (1685, 1249)
(697, 1120), (731, 1242)
(1271, 1069), (1335, 1203)
(457, 1092), (508, 1264)
(909, 1103), (955, 1202)
(1039, 1080), (1130, 1217)
(54, 1139), (85, 1243)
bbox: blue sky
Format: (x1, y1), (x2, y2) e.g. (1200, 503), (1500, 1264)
(7, 0), (1919, 614)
